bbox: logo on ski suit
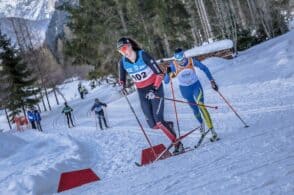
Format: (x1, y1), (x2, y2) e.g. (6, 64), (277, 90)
(174, 58), (198, 86)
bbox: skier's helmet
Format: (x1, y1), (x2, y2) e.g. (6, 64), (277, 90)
(117, 37), (130, 49)
(174, 48), (188, 66)
(95, 98), (99, 102)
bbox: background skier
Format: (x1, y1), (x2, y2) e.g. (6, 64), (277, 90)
(27, 107), (36, 129)
(78, 83), (88, 99)
(33, 108), (43, 132)
(91, 98), (109, 130)
(62, 102), (75, 128)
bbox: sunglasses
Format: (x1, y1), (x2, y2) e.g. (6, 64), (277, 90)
(117, 44), (129, 55)
(176, 57), (187, 66)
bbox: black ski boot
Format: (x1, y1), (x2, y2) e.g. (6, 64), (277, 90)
(173, 141), (184, 154)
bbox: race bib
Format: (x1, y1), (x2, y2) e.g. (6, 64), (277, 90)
(177, 69), (198, 86)
(129, 66), (153, 82)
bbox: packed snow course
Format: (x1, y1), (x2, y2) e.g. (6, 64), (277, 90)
(0, 30), (294, 195)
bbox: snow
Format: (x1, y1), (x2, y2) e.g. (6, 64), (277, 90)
(157, 39), (233, 63)
(185, 39), (233, 58)
(0, 30), (294, 194)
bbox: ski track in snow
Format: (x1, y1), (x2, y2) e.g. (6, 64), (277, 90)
(0, 31), (294, 194)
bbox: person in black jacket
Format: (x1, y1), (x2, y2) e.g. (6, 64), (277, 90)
(117, 37), (183, 154)
(91, 98), (109, 130)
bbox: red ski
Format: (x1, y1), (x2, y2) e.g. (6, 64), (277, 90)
(135, 126), (200, 167)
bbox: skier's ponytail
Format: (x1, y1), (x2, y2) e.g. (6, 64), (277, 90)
(127, 38), (141, 51)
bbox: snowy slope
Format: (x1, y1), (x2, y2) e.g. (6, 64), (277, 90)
(0, 30), (294, 195)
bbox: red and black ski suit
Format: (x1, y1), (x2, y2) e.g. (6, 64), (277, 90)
(119, 50), (177, 142)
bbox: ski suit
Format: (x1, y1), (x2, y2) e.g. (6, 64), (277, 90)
(78, 85), (87, 99)
(33, 110), (43, 131)
(164, 57), (214, 129)
(91, 101), (109, 130)
(62, 105), (74, 128)
(119, 50), (177, 142)
(27, 110), (36, 129)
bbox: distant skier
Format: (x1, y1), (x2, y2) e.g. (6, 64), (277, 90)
(91, 98), (109, 130)
(27, 107), (36, 129)
(90, 80), (96, 89)
(78, 83), (88, 99)
(33, 108), (43, 132)
(164, 48), (219, 142)
(117, 37), (183, 154)
(62, 102), (75, 128)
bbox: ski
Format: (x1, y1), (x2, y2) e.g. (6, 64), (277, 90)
(171, 147), (194, 156)
(154, 126), (200, 162)
(134, 147), (194, 167)
(135, 162), (142, 167)
(135, 127), (200, 167)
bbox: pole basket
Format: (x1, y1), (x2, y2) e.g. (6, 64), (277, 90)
(141, 144), (172, 165)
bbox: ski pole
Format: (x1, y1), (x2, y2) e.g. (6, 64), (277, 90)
(156, 96), (218, 109)
(122, 93), (158, 159)
(170, 78), (181, 136)
(217, 91), (249, 128)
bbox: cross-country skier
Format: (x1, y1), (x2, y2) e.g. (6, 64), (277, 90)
(164, 48), (219, 142)
(33, 108), (43, 132)
(117, 37), (184, 154)
(78, 83), (88, 99)
(91, 98), (109, 130)
(27, 107), (36, 129)
(62, 102), (74, 128)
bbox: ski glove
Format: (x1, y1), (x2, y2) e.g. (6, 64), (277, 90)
(211, 80), (218, 91)
(120, 88), (128, 96)
(118, 81), (128, 96)
(146, 89), (157, 100)
(166, 66), (172, 74)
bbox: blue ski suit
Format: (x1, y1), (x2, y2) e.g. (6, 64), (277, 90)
(164, 57), (214, 129)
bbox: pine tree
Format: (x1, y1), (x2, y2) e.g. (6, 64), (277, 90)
(0, 30), (39, 119)
(58, 0), (289, 78)
(58, 0), (123, 75)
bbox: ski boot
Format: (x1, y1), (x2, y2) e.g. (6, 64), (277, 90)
(194, 123), (207, 148)
(166, 121), (174, 132)
(166, 121), (178, 138)
(173, 141), (184, 154)
(209, 128), (220, 142)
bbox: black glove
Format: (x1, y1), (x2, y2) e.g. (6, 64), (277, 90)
(146, 89), (157, 100)
(166, 66), (172, 74)
(118, 82), (128, 96)
(120, 87), (128, 96)
(211, 80), (218, 91)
